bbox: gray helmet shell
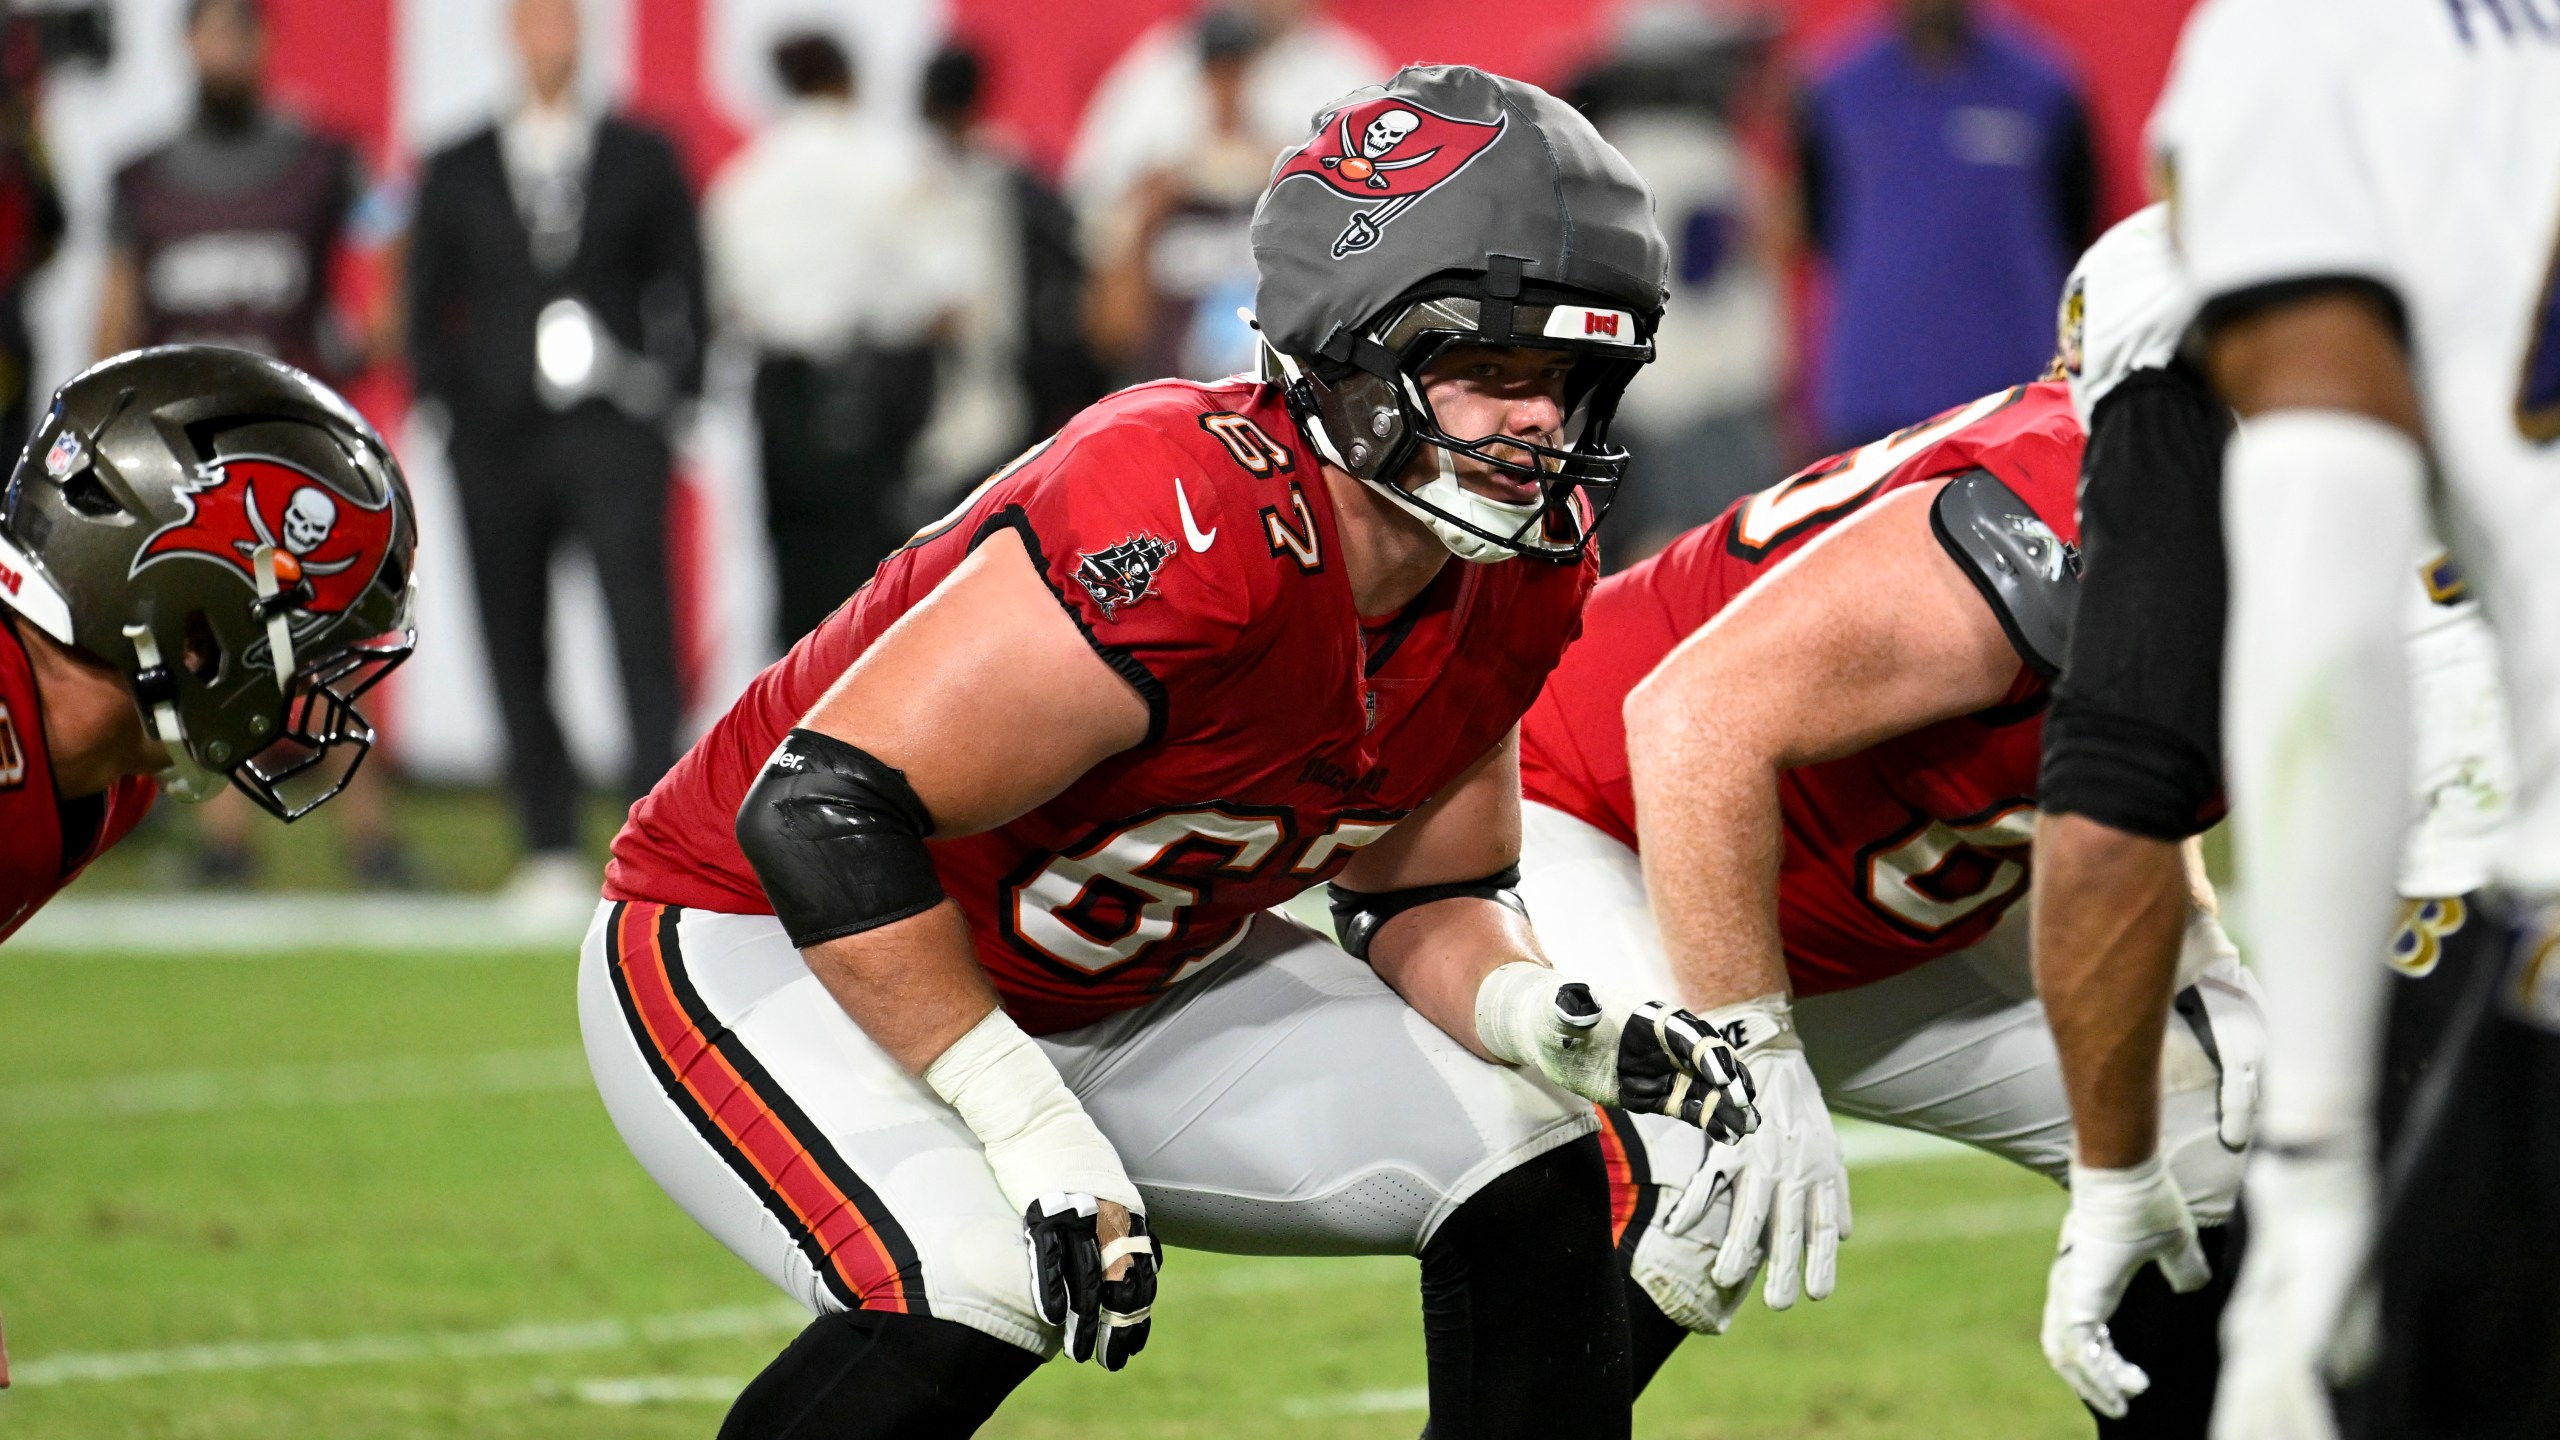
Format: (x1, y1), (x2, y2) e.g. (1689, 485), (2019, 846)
(0, 345), (417, 815)
(1253, 64), (1670, 360)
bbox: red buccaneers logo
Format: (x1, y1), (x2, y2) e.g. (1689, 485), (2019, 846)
(1271, 99), (1508, 259)
(131, 456), (395, 616)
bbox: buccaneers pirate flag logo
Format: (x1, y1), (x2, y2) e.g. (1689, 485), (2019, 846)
(1271, 98), (1508, 260)
(132, 455), (397, 617)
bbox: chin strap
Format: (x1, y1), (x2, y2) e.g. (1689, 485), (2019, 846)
(251, 543), (298, 686)
(122, 622), (225, 801)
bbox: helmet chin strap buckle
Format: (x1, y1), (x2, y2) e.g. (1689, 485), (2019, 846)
(251, 544), (298, 686)
(122, 622), (224, 801)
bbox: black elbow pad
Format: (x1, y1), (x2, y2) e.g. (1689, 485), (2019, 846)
(734, 728), (947, 949)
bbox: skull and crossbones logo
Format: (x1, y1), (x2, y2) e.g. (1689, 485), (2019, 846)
(1321, 107), (1437, 189)
(281, 486), (338, 555)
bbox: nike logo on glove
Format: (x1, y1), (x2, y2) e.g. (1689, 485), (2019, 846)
(1175, 478), (1217, 552)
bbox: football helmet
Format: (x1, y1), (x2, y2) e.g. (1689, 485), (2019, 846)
(1250, 65), (1669, 563)
(0, 346), (417, 818)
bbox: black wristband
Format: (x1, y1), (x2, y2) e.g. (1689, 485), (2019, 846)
(1327, 865), (1526, 962)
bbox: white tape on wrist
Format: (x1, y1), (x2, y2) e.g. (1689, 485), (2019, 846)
(924, 1008), (1141, 1215)
(2067, 1152), (2177, 1224)
(1472, 961), (1561, 1068)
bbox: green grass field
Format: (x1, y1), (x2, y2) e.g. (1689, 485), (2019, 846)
(0, 938), (2100, 1438)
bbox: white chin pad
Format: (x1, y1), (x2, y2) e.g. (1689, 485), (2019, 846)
(1376, 443), (1546, 563)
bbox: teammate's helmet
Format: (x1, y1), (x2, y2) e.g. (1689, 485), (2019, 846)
(1250, 65), (1669, 563)
(0, 346), (417, 818)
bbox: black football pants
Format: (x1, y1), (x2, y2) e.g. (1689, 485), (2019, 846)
(450, 408), (680, 855)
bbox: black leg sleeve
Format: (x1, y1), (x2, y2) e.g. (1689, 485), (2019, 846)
(2093, 1221), (2237, 1439)
(717, 1309), (1041, 1440)
(1420, 1134), (1632, 1440)
(1625, 1271), (1694, 1400)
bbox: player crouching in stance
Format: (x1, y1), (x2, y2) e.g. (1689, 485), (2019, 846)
(0, 345), (418, 1381)
(1515, 232), (2263, 1434)
(583, 66), (1754, 1440)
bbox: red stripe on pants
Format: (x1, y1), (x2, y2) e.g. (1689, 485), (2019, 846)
(614, 902), (915, 1311)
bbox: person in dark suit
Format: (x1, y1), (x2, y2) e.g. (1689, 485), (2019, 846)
(402, 0), (704, 903)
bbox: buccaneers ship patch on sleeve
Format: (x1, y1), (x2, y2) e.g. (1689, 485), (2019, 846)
(1074, 534), (1173, 620)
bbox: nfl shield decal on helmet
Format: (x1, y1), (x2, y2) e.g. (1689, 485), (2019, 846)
(1074, 533), (1173, 620)
(131, 455), (397, 616)
(1271, 99), (1508, 259)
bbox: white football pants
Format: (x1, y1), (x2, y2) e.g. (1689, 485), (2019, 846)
(579, 899), (1593, 1356)
(1516, 801), (2251, 1273)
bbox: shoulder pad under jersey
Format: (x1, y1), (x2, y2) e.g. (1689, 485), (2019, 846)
(2060, 203), (2198, 428)
(1931, 468), (2080, 679)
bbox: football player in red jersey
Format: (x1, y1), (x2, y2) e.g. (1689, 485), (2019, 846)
(1515, 364), (2263, 1434)
(0, 344), (418, 1379)
(585, 67), (1755, 1440)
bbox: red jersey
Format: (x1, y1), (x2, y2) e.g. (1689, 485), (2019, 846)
(1521, 383), (2083, 996)
(0, 617), (157, 943)
(611, 378), (1594, 1033)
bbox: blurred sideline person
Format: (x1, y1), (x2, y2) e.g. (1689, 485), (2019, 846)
(0, 347), (421, 1378)
(0, 18), (62, 448)
(1795, 0), (2096, 452)
(903, 43), (1106, 510)
(707, 31), (966, 650)
(583, 68), (1756, 1439)
(404, 0), (704, 904)
(96, 0), (413, 888)
(1569, 0), (1786, 565)
(1064, 0), (1384, 244)
(2028, 207), (2513, 1432)
(1516, 349), (2258, 1432)
(1083, 9), (1270, 385)
(2144, 5), (2560, 1436)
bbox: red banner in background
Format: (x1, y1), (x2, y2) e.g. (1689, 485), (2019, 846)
(952, 0), (2191, 224)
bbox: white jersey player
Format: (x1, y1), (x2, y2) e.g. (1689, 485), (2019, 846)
(2036, 202), (2514, 1423)
(2149, 3), (2560, 1437)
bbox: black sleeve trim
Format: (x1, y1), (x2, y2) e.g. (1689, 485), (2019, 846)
(969, 506), (1170, 749)
(1929, 468), (2080, 679)
(1328, 865), (1526, 963)
(2193, 274), (2409, 350)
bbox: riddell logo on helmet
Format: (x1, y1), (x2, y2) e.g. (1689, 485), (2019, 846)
(130, 456), (395, 616)
(1270, 98), (1508, 260)
(0, 556), (20, 596)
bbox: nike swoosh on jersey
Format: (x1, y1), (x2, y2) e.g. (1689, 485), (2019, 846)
(1175, 478), (1217, 551)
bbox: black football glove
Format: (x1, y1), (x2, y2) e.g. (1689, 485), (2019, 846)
(1025, 1193), (1161, 1371)
(1590, 993), (1759, 1143)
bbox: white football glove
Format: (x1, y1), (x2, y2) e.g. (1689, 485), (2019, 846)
(1474, 962), (1759, 1140)
(1652, 995), (1849, 1310)
(924, 1010), (1160, 1370)
(1630, 1149), (1756, 1335)
(2210, 1140), (2376, 1440)
(2183, 923), (2267, 1153)
(2041, 1152), (2211, 1418)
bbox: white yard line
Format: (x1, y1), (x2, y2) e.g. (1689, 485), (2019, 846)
(564, 1375), (749, 1406)
(7, 1302), (807, 1387)
(5, 1197), (2057, 1391)
(1285, 1385), (1434, 1418)
(8, 895), (590, 956)
(0, 1046), (592, 1125)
